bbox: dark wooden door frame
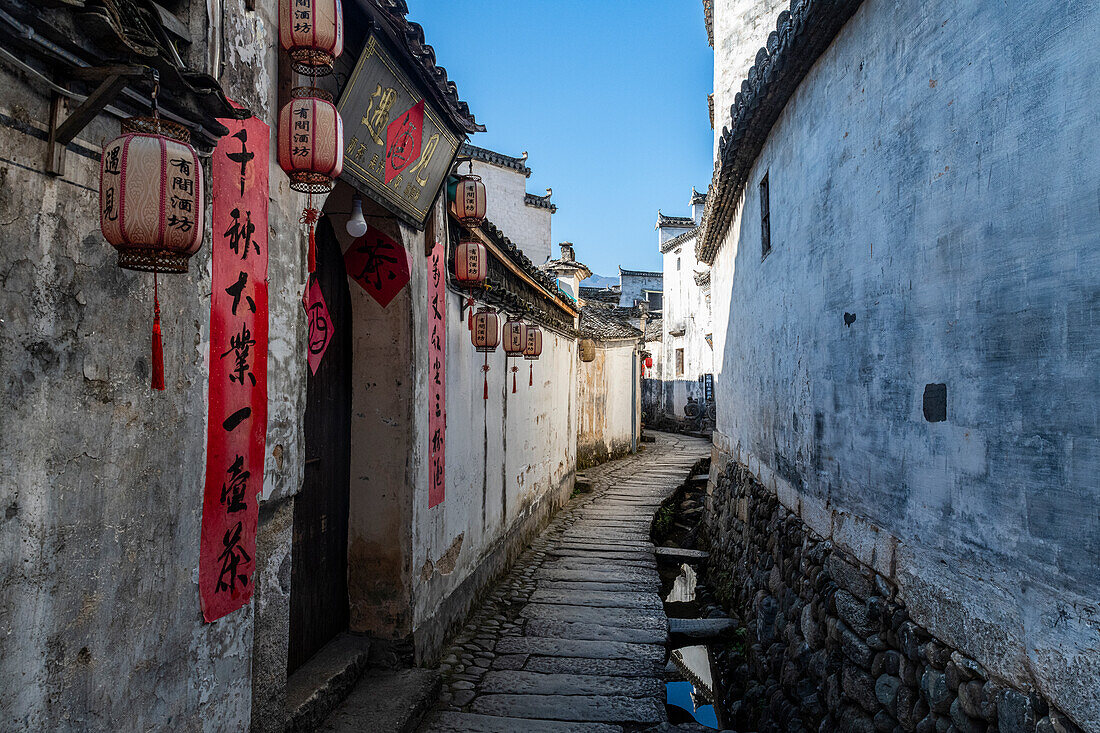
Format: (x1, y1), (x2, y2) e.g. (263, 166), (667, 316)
(288, 217), (352, 674)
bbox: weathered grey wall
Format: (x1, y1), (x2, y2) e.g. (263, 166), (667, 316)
(618, 271), (662, 308)
(0, 1), (308, 728)
(577, 340), (638, 468)
(709, 0), (1100, 727)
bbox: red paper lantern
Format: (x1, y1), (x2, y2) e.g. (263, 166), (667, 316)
(278, 88), (343, 272)
(455, 237), (487, 329)
(502, 318), (526, 393)
(450, 174), (487, 227)
(523, 325), (543, 360)
(645, 356), (653, 368)
(279, 0), (344, 75)
(524, 324), (543, 388)
(100, 116), (204, 391)
(472, 307), (499, 400)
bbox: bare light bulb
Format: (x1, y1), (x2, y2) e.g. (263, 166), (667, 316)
(346, 195), (367, 238)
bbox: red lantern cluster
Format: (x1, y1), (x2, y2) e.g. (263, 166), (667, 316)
(100, 73), (203, 391)
(278, 0), (345, 274)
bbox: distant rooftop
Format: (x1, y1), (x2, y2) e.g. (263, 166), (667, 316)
(460, 143), (531, 177)
(656, 212), (696, 229)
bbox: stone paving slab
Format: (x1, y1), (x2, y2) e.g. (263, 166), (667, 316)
(528, 589), (664, 610)
(470, 694), (665, 724)
(425, 712), (622, 732)
(536, 579), (660, 594)
(524, 656), (663, 678)
(496, 635), (665, 661)
(518, 603), (668, 632)
(417, 433), (711, 732)
(479, 671), (664, 698)
(524, 619), (668, 645)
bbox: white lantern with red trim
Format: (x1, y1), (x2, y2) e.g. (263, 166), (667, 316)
(279, 0), (344, 75)
(100, 116), (204, 391)
(278, 88), (343, 272)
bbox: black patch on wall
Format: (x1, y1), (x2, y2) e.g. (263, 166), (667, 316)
(844, 312), (856, 327)
(923, 383), (947, 422)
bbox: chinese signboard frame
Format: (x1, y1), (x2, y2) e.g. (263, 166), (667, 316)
(337, 32), (463, 229)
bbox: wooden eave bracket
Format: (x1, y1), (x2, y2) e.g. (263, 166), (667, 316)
(47, 64), (147, 176)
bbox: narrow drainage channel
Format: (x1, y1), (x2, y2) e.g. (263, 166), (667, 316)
(653, 459), (738, 730)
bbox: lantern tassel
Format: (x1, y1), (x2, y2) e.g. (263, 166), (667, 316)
(529, 363), (533, 387)
(483, 353), (489, 400)
(467, 296), (475, 331)
(300, 201), (320, 274)
(512, 369), (517, 394)
(151, 272), (165, 391)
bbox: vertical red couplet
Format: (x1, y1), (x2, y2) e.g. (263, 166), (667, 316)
(199, 113), (270, 622)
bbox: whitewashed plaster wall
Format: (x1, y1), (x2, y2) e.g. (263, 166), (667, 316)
(469, 160), (552, 264)
(709, 0), (1100, 726)
(661, 233), (713, 420)
(711, 0), (787, 154)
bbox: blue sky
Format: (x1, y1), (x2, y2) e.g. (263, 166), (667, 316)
(404, 0), (715, 278)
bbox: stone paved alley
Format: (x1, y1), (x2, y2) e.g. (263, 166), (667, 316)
(420, 432), (709, 732)
(316, 432), (709, 732)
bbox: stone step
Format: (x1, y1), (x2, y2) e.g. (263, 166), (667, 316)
(524, 619), (667, 645)
(668, 617), (738, 641)
(285, 633), (371, 733)
(496, 635), (665, 662)
(318, 667), (441, 733)
(654, 547), (710, 564)
(519, 603), (668, 632)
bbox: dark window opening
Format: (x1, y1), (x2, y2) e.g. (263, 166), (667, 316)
(676, 257), (681, 271)
(760, 172), (771, 258)
(675, 348), (684, 377)
(647, 291), (662, 311)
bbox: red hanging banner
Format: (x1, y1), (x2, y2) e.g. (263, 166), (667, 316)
(199, 114), (269, 622)
(428, 238), (447, 507)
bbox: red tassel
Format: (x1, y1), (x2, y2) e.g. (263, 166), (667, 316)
(300, 205), (320, 274)
(483, 353), (489, 400)
(512, 370), (517, 393)
(151, 276), (165, 391)
(484, 372), (488, 400)
(307, 223), (317, 273)
(467, 297), (475, 331)
(529, 363), (533, 387)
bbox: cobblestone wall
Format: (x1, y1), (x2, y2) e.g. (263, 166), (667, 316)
(704, 462), (1085, 733)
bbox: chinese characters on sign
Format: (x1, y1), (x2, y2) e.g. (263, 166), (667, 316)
(428, 239), (447, 508)
(344, 224), (411, 307)
(199, 114), (270, 623)
(337, 32), (461, 228)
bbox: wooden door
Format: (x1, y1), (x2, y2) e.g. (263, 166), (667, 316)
(288, 218), (352, 674)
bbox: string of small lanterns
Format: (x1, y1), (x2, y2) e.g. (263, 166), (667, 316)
(277, 0), (344, 274)
(99, 69), (203, 390)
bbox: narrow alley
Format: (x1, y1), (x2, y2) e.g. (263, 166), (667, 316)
(314, 432), (710, 731)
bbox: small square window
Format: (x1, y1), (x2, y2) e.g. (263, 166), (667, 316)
(759, 172), (771, 258)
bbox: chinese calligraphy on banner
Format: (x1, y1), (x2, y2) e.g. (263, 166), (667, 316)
(428, 239), (446, 507)
(337, 32), (462, 228)
(199, 114), (269, 622)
